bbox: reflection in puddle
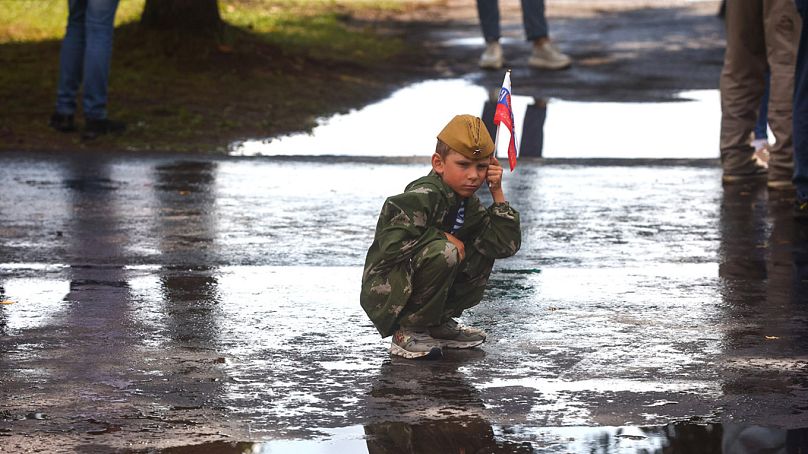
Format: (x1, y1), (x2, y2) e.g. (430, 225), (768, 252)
(153, 422), (808, 453)
(542, 90), (719, 159)
(0, 277), (70, 332)
(230, 78), (719, 160)
(231, 80), (489, 157)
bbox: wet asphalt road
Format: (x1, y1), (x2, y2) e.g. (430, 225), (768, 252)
(1, 151), (808, 452)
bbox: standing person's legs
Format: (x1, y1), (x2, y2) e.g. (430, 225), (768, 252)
(524, 0), (570, 69)
(794, 0), (808, 210)
(55, 0), (88, 117)
(476, 0), (501, 42)
(476, 0), (504, 69)
(82, 0), (120, 121)
(762, 0), (801, 189)
(720, 0), (768, 181)
(520, 0), (548, 41)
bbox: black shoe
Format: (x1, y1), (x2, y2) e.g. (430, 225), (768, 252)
(82, 118), (126, 140)
(48, 113), (76, 132)
(796, 199), (808, 221)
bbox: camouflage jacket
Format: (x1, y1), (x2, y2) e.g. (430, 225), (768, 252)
(360, 171), (521, 337)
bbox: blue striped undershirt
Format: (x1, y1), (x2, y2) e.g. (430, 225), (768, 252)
(451, 200), (465, 234)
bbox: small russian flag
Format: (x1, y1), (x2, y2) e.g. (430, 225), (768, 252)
(493, 70), (518, 171)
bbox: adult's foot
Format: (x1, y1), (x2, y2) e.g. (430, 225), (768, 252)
(82, 118), (126, 140)
(528, 39), (572, 70)
(479, 41), (504, 70)
(48, 113), (76, 133)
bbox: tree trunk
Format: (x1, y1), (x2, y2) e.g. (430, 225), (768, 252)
(141, 0), (222, 34)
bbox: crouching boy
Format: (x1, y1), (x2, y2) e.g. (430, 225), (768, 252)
(360, 114), (521, 359)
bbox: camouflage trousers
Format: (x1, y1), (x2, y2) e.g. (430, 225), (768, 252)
(397, 238), (494, 329)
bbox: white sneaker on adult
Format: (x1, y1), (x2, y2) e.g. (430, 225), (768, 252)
(528, 40), (571, 70)
(479, 41), (504, 69)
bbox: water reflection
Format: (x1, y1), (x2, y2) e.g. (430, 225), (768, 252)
(482, 89), (547, 158)
(363, 351), (533, 453)
(143, 422), (808, 453)
(63, 158), (134, 380)
(366, 418), (532, 453)
(718, 183), (769, 281)
(230, 78), (719, 159)
(718, 183), (808, 418)
(0, 285), (6, 335)
(154, 161), (222, 346)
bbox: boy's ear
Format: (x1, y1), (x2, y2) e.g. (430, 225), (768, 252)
(431, 153), (444, 175)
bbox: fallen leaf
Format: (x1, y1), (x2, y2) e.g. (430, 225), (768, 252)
(0, 300), (14, 305)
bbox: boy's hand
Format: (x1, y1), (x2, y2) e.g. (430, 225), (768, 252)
(444, 232), (466, 261)
(487, 157), (506, 203)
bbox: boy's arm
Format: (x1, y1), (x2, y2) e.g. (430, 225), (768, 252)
(466, 157), (521, 259)
(372, 188), (445, 268)
(486, 157), (506, 204)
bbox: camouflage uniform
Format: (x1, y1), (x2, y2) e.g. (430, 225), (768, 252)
(361, 171), (521, 338)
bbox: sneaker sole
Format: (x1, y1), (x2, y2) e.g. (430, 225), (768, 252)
(437, 338), (485, 349)
(528, 60), (571, 70)
(389, 343), (443, 360)
(479, 62), (504, 70)
(768, 181), (795, 191)
(722, 173), (768, 184)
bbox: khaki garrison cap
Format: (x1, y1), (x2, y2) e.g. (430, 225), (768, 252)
(437, 114), (494, 159)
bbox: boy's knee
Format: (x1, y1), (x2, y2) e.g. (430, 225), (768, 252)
(417, 239), (461, 270)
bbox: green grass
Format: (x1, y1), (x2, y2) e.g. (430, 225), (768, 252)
(0, 0), (145, 42)
(0, 0), (430, 152)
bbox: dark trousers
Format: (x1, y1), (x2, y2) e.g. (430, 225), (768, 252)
(719, 0), (801, 180)
(476, 0), (548, 42)
(795, 0), (808, 199)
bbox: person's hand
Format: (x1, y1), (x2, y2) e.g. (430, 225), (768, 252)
(487, 157), (506, 204)
(444, 232), (465, 261)
(487, 157), (503, 192)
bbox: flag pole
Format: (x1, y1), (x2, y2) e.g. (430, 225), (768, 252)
(493, 69), (510, 160)
(493, 69), (517, 171)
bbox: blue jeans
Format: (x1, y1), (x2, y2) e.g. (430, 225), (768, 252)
(796, 0), (808, 200)
(754, 71), (770, 140)
(476, 0), (548, 42)
(55, 0), (120, 120)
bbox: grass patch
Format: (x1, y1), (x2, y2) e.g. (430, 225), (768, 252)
(0, 0), (432, 152)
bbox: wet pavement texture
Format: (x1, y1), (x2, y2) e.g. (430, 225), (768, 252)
(1, 152), (808, 453)
(3, 1), (808, 452)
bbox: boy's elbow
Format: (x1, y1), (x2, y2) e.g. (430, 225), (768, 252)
(502, 238), (521, 258)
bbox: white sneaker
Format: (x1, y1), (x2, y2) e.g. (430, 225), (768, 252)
(479, 41), (504, 69)
(528, 40), (571, 70)
(390, 328), (443, 359)
(428, 319), (486, 349)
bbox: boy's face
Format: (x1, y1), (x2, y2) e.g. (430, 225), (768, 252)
(432, 150), (490, 198)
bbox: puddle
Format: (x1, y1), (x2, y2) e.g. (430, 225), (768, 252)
(231, 80), (489, 158)
(542, 90), (720, 159)
(146, 422), (808, 453)
(230, 79), (721, 160)
(0, 278), (70, 332)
